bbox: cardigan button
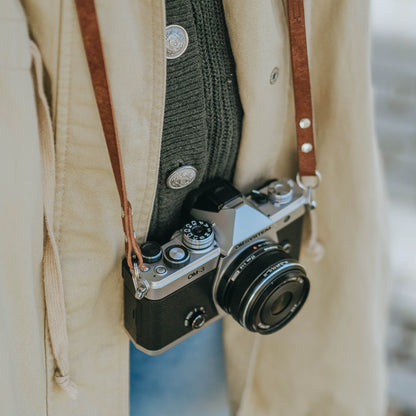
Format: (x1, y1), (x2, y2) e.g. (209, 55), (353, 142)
(166, 165), (197, 189)
(166, 25), (189, 59)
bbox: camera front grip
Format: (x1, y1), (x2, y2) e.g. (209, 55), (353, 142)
(122, 259), (219, 353)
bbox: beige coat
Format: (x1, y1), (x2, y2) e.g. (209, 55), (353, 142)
(1, 0), (389, 414)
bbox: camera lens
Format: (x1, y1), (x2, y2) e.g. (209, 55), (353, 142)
(270, 292), (292, 315)
(216, 240), (309, 334)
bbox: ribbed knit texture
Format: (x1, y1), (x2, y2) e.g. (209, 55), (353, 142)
(148, 0), (243, 243)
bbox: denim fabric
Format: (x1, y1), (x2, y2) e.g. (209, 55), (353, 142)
(130, 320), (231, 416)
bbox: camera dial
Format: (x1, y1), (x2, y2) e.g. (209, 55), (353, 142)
(182, 220), (214, 250)
(216, 240), (309, 334)
(163, 245), (190, 269)
(140, 241), (162, 263)
(184, 307), (207, 329)
(267, 179), (294, 204)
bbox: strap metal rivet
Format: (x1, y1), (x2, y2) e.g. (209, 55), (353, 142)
(299, 118), (311, 129)
(270, 67), (279, 84)
(301, 143), (313, 153)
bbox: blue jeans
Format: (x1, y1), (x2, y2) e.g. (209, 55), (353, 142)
(130, 320), (231, 416)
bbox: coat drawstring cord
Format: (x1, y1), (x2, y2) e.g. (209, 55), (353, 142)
(31, 41), (77, 400)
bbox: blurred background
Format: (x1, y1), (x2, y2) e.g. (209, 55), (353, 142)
(371, 0), (416, 414)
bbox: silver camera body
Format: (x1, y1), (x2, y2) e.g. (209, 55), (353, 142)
(123, 178), (310, 354)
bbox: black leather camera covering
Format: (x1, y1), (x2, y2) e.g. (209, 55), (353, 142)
(123, 260), (218, 352)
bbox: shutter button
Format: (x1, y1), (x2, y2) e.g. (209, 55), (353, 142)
(164, 245), (190, 269)
(168, 246), (186, 260)
(166, 165), (197, 189)
(166, 25), (189, 59)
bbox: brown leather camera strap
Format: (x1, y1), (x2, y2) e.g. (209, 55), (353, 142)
(74, 0), (142, 270)
(287, 0), (318, 184)
(74, 0), (318, 269)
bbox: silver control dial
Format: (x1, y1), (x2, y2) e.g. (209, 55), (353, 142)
(182, 220), (214, 250)
(267, 179), (294, 204)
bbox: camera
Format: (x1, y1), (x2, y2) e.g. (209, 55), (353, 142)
(123, 178), (310, 354)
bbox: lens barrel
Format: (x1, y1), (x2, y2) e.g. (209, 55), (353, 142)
(216, 240), (309, 334)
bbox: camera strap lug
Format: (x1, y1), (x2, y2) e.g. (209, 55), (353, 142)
(295, 171), (325, 260)
(132, 261), (150, 300)
(306, 187), (317, 210)
(296, 170), (321, 210)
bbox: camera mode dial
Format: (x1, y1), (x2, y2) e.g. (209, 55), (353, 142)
(182, 220), (214, 250)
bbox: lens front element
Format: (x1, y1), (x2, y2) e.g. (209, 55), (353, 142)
(216, 240), (310, 334)
(271, 292), (293, 315)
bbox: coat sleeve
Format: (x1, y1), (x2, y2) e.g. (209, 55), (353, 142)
(0, 1), (47, 415)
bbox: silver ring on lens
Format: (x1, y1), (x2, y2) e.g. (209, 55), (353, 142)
(182, 220), (215, 250)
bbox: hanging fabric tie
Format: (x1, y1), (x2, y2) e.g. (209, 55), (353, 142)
(31, 41), (78, 399)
